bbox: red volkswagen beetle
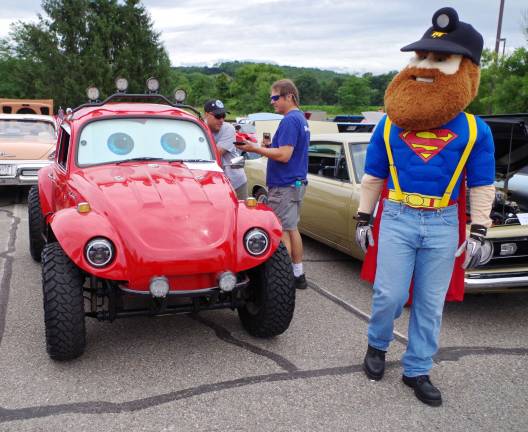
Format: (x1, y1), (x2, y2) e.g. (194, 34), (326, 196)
(28, 81), (295, 360)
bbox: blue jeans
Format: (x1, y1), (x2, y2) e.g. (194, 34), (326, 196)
(368, 199), (459, 377)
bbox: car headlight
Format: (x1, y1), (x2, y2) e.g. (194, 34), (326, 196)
(244, 228), (269, 256)
(85, 238), (114, 267)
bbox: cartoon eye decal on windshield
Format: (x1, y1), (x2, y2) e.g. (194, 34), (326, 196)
(161, 132), (186, 154)
(107, 132), (134, 155)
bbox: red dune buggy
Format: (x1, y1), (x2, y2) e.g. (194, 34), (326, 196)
(28, 81), (295, 360)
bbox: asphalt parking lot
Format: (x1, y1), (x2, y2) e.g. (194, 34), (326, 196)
(0, 186), (527, 432)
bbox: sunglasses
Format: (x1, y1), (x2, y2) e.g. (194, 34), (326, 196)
(270, 94), (283, 102)
(212, 113), (225, 119)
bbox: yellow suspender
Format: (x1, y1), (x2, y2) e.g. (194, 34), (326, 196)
(384, 113), (478, 207)
(438, 113), (478, 206)
(383, 117), (403, 201)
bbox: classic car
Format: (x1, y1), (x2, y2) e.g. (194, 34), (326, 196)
(245, 115), (528, 294)
(0, 114), (57, 185)
(27, 81), (295, 360)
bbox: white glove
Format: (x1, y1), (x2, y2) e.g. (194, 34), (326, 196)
(455, 224), (493, 269)
(354, 212), (375, 253)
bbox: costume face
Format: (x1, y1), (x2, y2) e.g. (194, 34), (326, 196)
(385, 54), (480, 131)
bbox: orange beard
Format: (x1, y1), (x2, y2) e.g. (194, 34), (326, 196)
(385, 58), (480, 131)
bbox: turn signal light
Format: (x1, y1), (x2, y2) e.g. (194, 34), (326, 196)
(245, 197), (257, 208)
(77, 202), (91, 213)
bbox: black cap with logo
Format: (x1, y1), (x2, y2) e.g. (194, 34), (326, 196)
(400, 7), (484, 65)
(204, 99), (228, 116)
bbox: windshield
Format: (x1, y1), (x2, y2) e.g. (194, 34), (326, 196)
(0, 119), (55, 141)
(348, 142), (369, 182)
(77, 118), (213, 166)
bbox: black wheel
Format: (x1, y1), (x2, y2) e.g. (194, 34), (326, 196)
(238, 243), (295, 337)
(28, 185), (45, 262)
(41, 242), (86, 360)
(254, 187), (268, 204)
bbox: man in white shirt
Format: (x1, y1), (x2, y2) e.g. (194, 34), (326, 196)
(204, 99), (248, 200)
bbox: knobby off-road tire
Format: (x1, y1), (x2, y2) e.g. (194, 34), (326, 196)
(41, 242), (86, 360)
(238, 242), (295, 337)
(28, 185), (45, 262)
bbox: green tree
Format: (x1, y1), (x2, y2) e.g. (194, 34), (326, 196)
(469, 48), (528, 114)
(337, 75), (373, 111)
(186, 72), (216, 106)
(215, 73), (231, 101)
(320, 77), (344, 105)
(229, 64), (284, 113)
(295, 73), (321, 104)
(6, 0), (171, 110)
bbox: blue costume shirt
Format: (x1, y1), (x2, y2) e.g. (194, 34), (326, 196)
(266, 110), (310, 187)
(364, 113), (495, 200)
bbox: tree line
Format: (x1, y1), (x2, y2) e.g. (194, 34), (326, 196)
(0, 0), (526, 115)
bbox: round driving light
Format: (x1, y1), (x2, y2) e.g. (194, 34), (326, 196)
(149, 276), (170, 298)
(85, 238), (113, 267)
(146, 77), (159, 93)
(86, 86), (100, 101)
(244, 228), (269, 256)
(218, 272), (237, 292)
(478, 240), (494, 266)
(174, 88), (187, 103)
(115, 77), (128, 92)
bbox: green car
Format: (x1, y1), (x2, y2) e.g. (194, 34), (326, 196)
(245, 115), (528, 294)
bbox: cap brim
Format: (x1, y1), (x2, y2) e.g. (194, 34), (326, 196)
(210, 108), (228, 115)
(401, 38), (472, 59)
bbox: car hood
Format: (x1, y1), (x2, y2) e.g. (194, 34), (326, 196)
(482, 114), (528, 179)
(0, 138), (55, 159)
(71, 163), (237, 254)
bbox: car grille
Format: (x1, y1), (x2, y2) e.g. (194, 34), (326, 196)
(481, 236), (528, 268)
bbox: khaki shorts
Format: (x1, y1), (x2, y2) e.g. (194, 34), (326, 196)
(268, 185), (306, 231)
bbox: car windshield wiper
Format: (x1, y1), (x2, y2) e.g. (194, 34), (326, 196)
(115, 157), (165, 164)
(168, 159), (213, 163)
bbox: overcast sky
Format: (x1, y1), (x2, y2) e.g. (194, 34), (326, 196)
(1, 0), (526, 74)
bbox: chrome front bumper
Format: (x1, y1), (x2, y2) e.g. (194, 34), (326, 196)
(0, 161), (51, 185)
(465, 272), (528, 291)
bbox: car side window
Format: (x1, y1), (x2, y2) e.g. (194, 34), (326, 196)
(349, 142), (369, 183)
(57, 126), (70, 169)
(308, 141), (348, 181)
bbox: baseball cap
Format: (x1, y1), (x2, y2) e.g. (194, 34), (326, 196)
(204, 99), (228, 116)
(400, 7), (484, 65)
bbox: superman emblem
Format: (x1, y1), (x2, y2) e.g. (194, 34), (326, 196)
(400, 129), (458, 163)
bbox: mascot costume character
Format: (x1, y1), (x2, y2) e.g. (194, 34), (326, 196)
(354, 7), (496, 406)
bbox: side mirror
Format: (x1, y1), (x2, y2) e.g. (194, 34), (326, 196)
(226, 155), (245, 169)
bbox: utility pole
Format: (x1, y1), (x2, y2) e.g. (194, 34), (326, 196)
(495, 0), (505, 55)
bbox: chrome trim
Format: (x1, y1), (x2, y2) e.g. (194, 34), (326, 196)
(0, 160), (51, 185)
(119, 274), (250, 296)
(465, 275), (528, 290)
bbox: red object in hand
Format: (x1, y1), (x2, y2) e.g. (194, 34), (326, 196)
(235, 131), (257, 143)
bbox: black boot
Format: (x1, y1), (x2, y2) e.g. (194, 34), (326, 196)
(363, 345), (386, 380)
(402, 375), (442, 407)
(294, 274), (307, 289)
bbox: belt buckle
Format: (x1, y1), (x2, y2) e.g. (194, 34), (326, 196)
(405, 193), (425, 207)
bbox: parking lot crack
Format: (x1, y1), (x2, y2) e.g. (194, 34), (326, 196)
(1, 345), (525, 423)
(0, 208), (20, 349)
(190, 314), (299, 372)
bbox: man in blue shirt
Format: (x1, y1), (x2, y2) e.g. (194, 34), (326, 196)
(237, 79), (310, 289)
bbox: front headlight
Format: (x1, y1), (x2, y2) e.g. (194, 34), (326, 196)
(85, 238), (114, 267)
(244, 228), (269, 256)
